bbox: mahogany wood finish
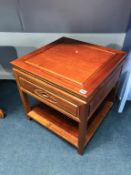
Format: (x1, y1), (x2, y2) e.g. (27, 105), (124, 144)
(0, 109), (4, 118)
(11, 37), (126, 154)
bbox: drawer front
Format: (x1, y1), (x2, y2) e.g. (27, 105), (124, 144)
(89, 67), (121, 117)
(13, 68), (84, 106)
(19, 77), (79, 117)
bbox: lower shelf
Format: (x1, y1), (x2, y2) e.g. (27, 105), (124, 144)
(27, 101), (113, 148)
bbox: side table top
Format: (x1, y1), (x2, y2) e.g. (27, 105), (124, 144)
(11, 37), (126, 99)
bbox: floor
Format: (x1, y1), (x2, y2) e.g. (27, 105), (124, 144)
(0, 80), (131, 175)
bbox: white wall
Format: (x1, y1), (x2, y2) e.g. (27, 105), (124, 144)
(0, 32), (125, 53)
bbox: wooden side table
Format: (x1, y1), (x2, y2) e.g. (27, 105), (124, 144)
(11, 37), (126, 154)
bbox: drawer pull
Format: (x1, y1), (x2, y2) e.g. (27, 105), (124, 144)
(34, 89), (58, 104)
(34, 89), (49, 98)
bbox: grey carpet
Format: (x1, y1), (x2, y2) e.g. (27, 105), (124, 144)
(0, 80), (131, 175)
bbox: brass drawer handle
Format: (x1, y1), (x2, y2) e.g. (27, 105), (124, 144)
(34, 89), (49, 98)
(34, 89), (58, 104)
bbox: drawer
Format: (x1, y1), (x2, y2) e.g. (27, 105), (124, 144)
(13, 68), (84, 106)
(89, 67), (121, 117)
(19, 77), (79, 118)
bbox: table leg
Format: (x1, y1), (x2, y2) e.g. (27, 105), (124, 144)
(0, 109), (5, 118)
(78, 105), (88, 155)
(14, 73), (31, 115)
(19, 90), (31, 114)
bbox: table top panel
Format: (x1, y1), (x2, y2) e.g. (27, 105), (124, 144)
(11, 37), (126, 98)
(25, 41), (115, 86)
